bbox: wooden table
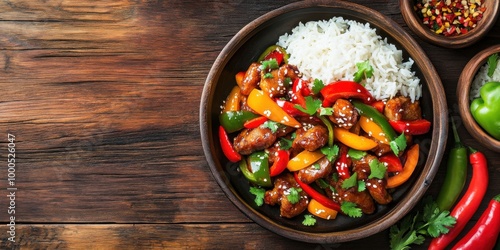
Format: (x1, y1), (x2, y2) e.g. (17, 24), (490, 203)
(0, 0), (498, 249)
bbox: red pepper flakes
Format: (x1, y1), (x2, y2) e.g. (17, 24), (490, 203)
(414, 0), (487, 36)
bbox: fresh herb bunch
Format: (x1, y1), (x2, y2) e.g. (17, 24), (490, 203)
(389, 196), (456, 250)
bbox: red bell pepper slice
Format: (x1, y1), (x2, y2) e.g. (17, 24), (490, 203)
(264, 50), (284, 65)
(294, 172), (341, 211)
(379, 153), (403, 173)
(388, 119), (431, 135)
(291, 78), (310, 108)
(335, 145), (351, 179)
(275, 99), (309, 117)
(243, 116), (268, 129)
(320, 80), (374, 107)
(269, 150), (289, 177)
(218, 125), (241, 163)
(370, 100), (385, 113)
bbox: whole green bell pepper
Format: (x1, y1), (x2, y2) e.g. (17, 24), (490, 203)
(470, 81), (500, 140)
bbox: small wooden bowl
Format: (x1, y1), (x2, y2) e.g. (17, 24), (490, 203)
(457, 45), (500, 152)
(400, 0), (499, 49)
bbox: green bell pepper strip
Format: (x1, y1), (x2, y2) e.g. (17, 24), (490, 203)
(470, 81), (500, 140)
(219, 111), (259, 133)
(239, 151), (272, 187)
(435, 117), (467, 211)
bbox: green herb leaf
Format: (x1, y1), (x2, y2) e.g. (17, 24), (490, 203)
(312, 163), (321, 170)
(249, 187), (266, 206)
(390, 133), (407, 156)
(312, 79), (325, 94)
(319, 107), (333, 116)
(368, 158), (387, 179)
(283, 77), (292, 88)
(320, 145), (339, 162)
(487, 53), (499, 77)
(341, 172), (358, 189)
(260, 59), (279, 71)
(279, 137), (293, 150)
(287, 187), (302, 204)
(357, 180), (366, 192)
(264, 72), (274, 79)
(263, 120), (279, 133)
(389, 196), (457, 250)
(341, 201), (363, 218)
(302, 214), (316, 226)
(294, 96), (322, 115)
(353, 60), (374, 83)
(347, 149), (366, 160)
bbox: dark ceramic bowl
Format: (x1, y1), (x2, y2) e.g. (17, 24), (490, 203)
(457, 44), (500, 152)
(200, 0), (448, 243)
(400, 0), (499, 49)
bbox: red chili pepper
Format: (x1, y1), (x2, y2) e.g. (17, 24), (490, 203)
(452, 194), (500, 250)
(388, 119), (431, 135)
(269, 150), (289, 177)
(243, 116), (268, 129)
(320, 80), (374, 107)
(429, 148), (489, 250)
(379, 153), (403, 173)
(218, 125), (241, 163)
(275, 99), (308, 117)
(293, 172), (341, 211)
(335, 145), (351, 179)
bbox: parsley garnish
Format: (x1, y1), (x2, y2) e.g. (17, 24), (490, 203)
(390, 133), (407, 156)
(263, 120), (279, 133)
(347, 149), (366, 160)
(358, 180), (366, 192)
(312, 79), (325, 94)
(260, 59), (279, 71)
(320, 145), (339, 162)
(353, 60), (374, 83)
(341, 172), (358, 189)
(294, 96), (322, 115)
(368, 158), (387, 179)
(287, 187), (302, 204)
(341, 201), (363, 218)
(389, 196), (456, 250)
(302, 214), (316, 226)
(249, 187), (266, 206)
(487, 53), (499, 77)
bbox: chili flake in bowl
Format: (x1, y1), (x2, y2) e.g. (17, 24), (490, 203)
(400, 0), (499, 48)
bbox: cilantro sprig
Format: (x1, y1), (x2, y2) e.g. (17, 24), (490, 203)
(353, 60), (374, 83)
(389, 196), (456, 250)
(287, 187), (302, 204)
(249, 187), (266, 206)
(390, 133), (407, 156)
(294, 96), (322, 115)
(302, 214), (316, 226)
(341, 172), (358, 189)
(341, 201), (363, 218)
(368, 158), (387, 179)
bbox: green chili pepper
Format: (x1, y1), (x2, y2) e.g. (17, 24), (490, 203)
(470, 81), (500, 140)
(219, 111), (259, 133)
(239, 151), (272, 187)
(435, 117), (468, 211)
(351, 100), (397, 141)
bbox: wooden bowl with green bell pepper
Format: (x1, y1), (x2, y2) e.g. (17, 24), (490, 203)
(457, 44), (500, 153)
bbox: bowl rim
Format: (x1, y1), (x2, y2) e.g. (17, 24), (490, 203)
(399, 0), (499, 49)
(457, 44), (500, 152)
(200, 0), (448, 243)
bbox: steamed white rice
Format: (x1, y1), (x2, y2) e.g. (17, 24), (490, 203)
(470, 56), (500, 101)
(276, 17), (421, 102)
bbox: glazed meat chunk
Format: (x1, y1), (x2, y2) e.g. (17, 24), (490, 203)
(328, 99), (359, 129)
(352, 154), (378, 180)
(297, 156), (333, 184)
(366, 178), (392, 205)
(240, 63), (261, 95)
(264, 173), (309, 218)
(334, 180), (375, 214)
(292, 125), (328, 151)
(233, 126), (276, 155)
(384, 96), (422, 121)
(260, 64), (300, 98)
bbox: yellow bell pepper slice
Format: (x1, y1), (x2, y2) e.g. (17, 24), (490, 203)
(308, 198), (338, 220)
(359, 116), (389, 144)
(333, 127), (378, 151)
(387, 144), (419, 189)
(287, 150), (324, 172)
(247, 89), (301, 128)
(222, 86), (241, 112)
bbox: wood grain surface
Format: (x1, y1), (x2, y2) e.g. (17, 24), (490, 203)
(0, 0), (499, 249)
